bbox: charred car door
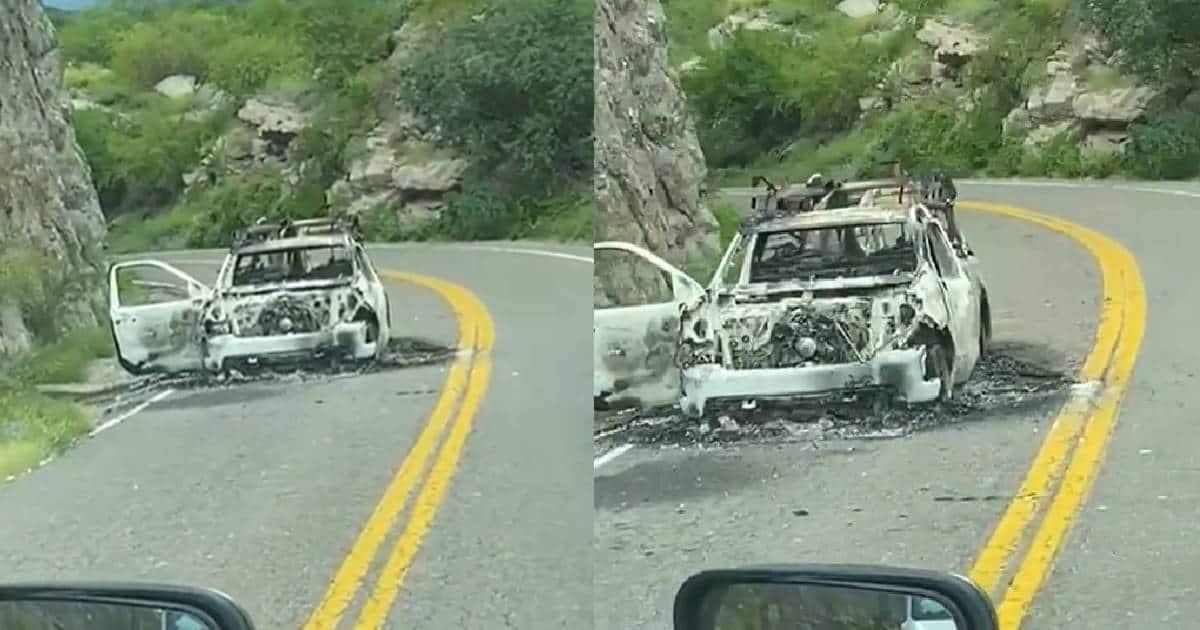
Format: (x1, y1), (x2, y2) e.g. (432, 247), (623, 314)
(109, 261), (212, 375)
(594, 241), (704, 409)
(922, 224), (981, 381)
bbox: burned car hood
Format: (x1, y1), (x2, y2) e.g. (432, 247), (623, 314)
(208, 281), (361, 337)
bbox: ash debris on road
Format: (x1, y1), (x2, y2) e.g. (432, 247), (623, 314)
(595, 348), (1075, 448)
(107, 337), (457, 402)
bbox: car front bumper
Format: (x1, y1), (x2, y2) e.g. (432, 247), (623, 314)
(679, 347), (941, 417)
(203, 321), (378, 371)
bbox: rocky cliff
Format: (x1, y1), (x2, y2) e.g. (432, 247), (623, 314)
(594, 0), (719, 280)
(0, 0), (107, 356)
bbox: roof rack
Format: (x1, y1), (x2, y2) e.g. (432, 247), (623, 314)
(743, 174), (910, 231)
(230, 215), (362, 251)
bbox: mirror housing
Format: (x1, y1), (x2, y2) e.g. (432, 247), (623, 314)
(673, 564), (998, 630)
(0, 583), (256, 630)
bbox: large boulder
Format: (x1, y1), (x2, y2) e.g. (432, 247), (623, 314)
(916, 18), (985, 68)
(154, 74), (198, 99)
(325, 117), (467, 227)
(836, 0), (880, 18)
(1072, 86), (1156, 124)
(0, 0), (107, 355)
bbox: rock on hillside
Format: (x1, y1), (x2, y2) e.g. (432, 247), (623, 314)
(594, 0), (719, 286)
(174, 23), (467, 231)
(0, 0), (107, 356)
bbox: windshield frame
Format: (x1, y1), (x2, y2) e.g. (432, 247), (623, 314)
(221, 244), (359, 288)
(726, 220), (919, 288)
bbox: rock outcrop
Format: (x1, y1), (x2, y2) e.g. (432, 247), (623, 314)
(0, 0), (107, 356)
(595, 0), (719, 280)
(1005, 37), (1156, 156)
(177, 21), (465, 231)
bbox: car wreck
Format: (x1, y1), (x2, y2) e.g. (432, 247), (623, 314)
(109, 217), (392, 375)
(594, 174), (990, 417)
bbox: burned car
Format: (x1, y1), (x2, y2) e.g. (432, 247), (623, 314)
(109, 218), (392, 375)
(594, 179), (991, 417)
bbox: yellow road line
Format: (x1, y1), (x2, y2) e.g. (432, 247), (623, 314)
(996, 232), (1145, 630)
(300, 270), (492, 630)
(960, 201), (1125, 596)
(958, 202), (1146, 628)
(353, 275), (496, 630)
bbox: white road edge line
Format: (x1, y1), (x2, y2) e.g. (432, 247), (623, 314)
(960, 178), (1200, 199)
(88, 388), (175, 437)
(443, 244), (593, 263)
(594, 443), (633, 470)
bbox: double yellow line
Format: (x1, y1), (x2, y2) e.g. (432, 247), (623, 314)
(302, 269), (495, 630)
(961, 202), (1147, 630)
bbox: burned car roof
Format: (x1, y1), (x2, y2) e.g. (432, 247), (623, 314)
(753, 207), (912, 233)
(233, 234), (350, 255)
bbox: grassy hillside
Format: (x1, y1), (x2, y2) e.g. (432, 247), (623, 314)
(52, 0), (592, 250)
(666, 0), (1200, 186)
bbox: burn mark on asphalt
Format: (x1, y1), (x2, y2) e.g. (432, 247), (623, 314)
(595, 341), (1075, 448)
(119, 336), (457, 399)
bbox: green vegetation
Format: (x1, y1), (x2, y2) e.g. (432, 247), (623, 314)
(53, 0), (591, 252)
(0, 251), (113, 481)
(671, 0), (1200, 186)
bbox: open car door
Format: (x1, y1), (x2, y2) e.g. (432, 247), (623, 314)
(594, 241), (704, 410)
(109, 261), (212, 375)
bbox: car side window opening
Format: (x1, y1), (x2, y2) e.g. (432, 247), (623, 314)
(594, 249), (676, 309)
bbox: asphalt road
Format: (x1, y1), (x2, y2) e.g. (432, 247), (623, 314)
(0, 242), (592, 630)
(594, 180), (1189, 629)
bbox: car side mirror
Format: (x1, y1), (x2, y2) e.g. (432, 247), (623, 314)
(0, 584), (256, 630)
(673, 564), (998, 630)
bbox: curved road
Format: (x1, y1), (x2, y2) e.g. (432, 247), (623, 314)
(594, 180), (1191, 630)
(0, 242), (592, 630)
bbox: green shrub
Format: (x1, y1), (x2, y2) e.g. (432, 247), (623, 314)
(711, 203), (742, 250)
(400, 0), (592, 184)
(433, 181), (518, 240)
(100, 104), (224, 211)
(684, 20), (888, 167)
(292, 0), (396, 89)
(521, 195), (594, 242)
(208, 34), (308, 96)
(182, 171), (289, 248)
(1036, 132), (1085, 177)
(358, 204), (410, 242)
(984, 133), (1026, 176)
(1120, 108), (1200, 180)
(1083, 0), (1200, 80)
(71, 108), (124, 210)
(0, 251), (101, 346)
(0, 389), (90, 481)
(109, 9), (232, 87)
(864, 94), (1004, 175)
(56, 6), (140, 64)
